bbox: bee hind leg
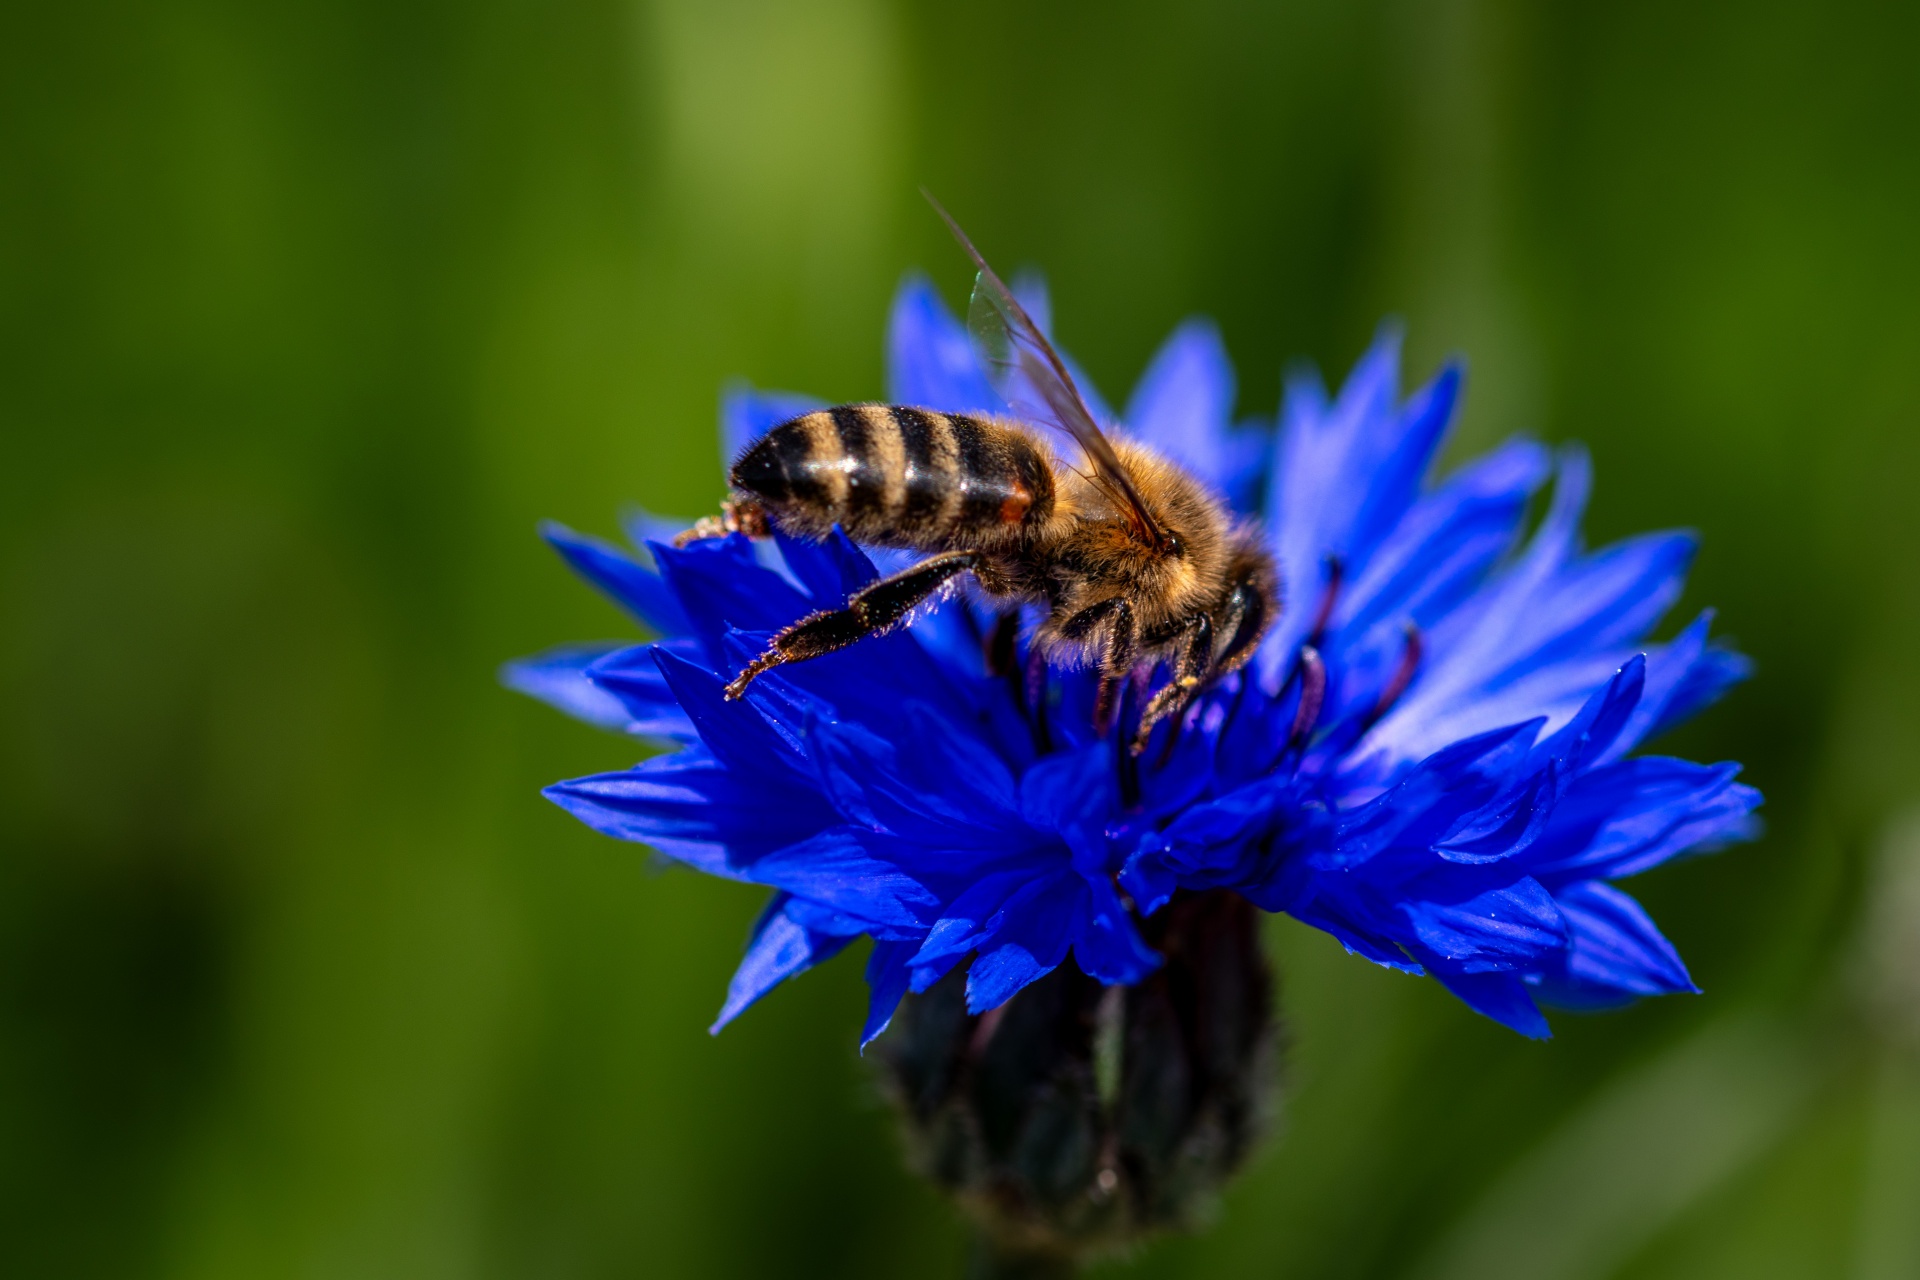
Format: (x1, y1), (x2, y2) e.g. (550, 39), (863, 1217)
(722, 549), (983, 699)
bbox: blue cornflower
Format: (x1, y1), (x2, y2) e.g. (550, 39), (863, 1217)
(505, 275), (1759, 1044)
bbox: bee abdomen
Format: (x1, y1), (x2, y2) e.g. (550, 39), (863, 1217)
(730, 405), (1054, 545)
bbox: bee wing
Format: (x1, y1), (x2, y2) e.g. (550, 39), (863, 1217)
(924, 193), (1167, 549)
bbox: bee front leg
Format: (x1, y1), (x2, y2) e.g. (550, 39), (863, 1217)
(1210, 577), (1267, 676)
(1094, 604), (1136, 735)
(723, 549), (982, 699)
(1132, 613), (1214, 756)
(1058, 597), (1141, 733)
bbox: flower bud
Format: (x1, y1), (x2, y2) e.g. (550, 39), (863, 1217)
(873, 890), (1280, 1269)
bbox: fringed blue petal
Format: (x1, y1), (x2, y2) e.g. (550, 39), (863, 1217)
(1529, 656), (1647, 777)
(651, 534), (812, 664)
(1365, 450), (1697, 768)
(1602, 611), (1753, 761)
(1347, 360), (1462, 569)
(964, 872), (1082, 1014)
(743, 827), (944, 930)
(861, 940), (919, 1048)
(578, 640), (702, 741)
(1288, 897), (1425, 974)
(773, 526), (879, 602)
(805, 708), (1026, 848)
(499, 642), (637, 732)
(1333, 438), (1550, 663)
(1530, 881), (1696, 1009)
(886, 274), (1002, 415)
(1125, 318), (1237, 492)
(540, 521), (690, 636)
(651, 647), (814, 781)
(1018, 744), (1117, 868)
(908, 868), (1036, 991)
(1398, 877), (1568, 974)
(1522, 757), (1762, 884)
(1260, 324), (1447, 687)
(1071, 874), (1162, 986)
(542, 746), (833, 876)
(619, 507), (690, 558)
(1123, 774), (1313, 908)
(711, 894), (853, 1033)
(1421, 959), (1552, 1039)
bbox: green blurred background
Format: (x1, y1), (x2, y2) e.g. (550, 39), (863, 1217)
(5, 0), (1920, 1276)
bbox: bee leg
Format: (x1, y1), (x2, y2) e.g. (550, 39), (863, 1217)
(1058, 598), (1139, 733)
(1211, 578), (1268, 676)
(1095, 604), (1137, 734)
(723, 550), (982, 699)
(673, 516), (726, 547)
(986, 608), (1053, 753)
(1023, 643), (1053, 755)
(1131, 614), (1214, 756)
(673, 496), (771, 547)
(985, 609), (1022, 678)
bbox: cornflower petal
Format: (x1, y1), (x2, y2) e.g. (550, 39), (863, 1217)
(542, 747), (832, 876)
(744, 827), (944, 929)
(1399, 877), (1569, 973)
(576, 640), (702, 740)
(1421, 963), (1553, 1039)
(1125, 318), (1237, 489)
(539, 521), (690, 636)
(499, 642), (639, 733)
(619, 507), (691, 557)
(909, 867), (1041, 990)
(712, 894), (854, 1033)
(1523, 757), (1760, 883)
(1072, 874), (1162, 986)
(965, 871), (1084, 1014)
(1532, 880), (1697, 1007)
(1603, 611), (1753, 761)
(861, 941), (919, 1048)
(887, 274), (1002, 414)
(806, 710), (1025, 847)
(651, 535), (813, 663)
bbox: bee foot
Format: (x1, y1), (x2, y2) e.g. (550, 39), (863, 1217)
(674, 514), (730, 547)
(673, 498), (772, 547)
(722, 651), (783, 700)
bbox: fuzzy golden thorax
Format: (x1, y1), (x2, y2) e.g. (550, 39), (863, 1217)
(1025, 437), (1238, 644)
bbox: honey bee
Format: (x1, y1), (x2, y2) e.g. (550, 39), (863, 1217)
(688, 197), (1278, 755)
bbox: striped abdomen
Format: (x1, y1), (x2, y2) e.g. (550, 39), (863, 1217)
(729, 405), (1055, 547)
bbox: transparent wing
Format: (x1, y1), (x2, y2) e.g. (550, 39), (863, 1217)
(924, 192), (1166, 548)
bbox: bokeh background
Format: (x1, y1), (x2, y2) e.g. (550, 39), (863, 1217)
(5, 0), (1920, 1276)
